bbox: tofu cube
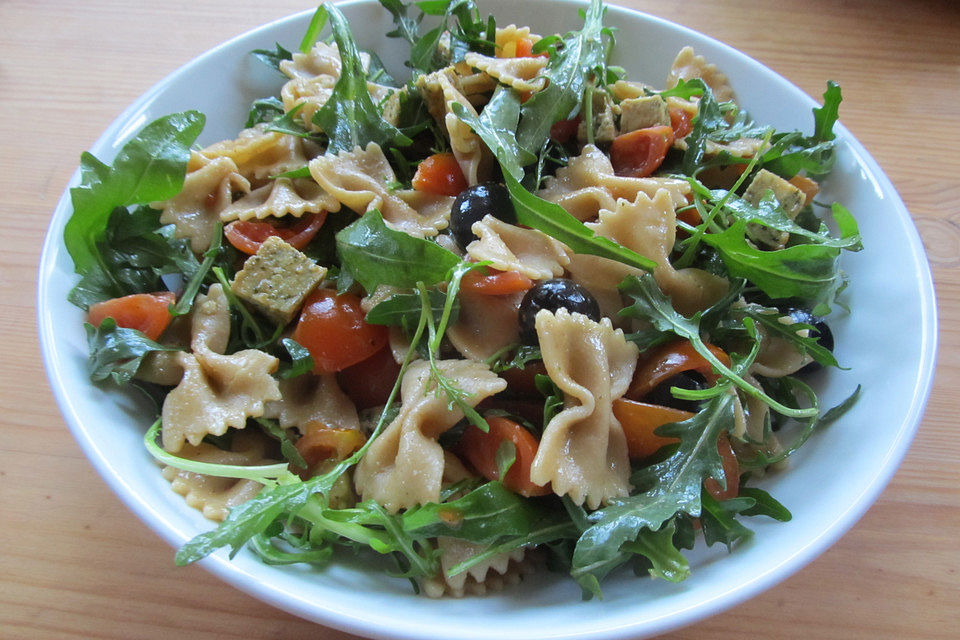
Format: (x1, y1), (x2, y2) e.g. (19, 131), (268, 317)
(743, 169), (806, 218)
(619, 95), (671, 133)
(742, 169), (808, 249)
(232, 235), (326, 325)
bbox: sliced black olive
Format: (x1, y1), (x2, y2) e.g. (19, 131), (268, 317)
(784, 307), (835, 374)
(450, 183), (516, 248)
(519, 278), (601, 344)
(640, 371), (708, 414)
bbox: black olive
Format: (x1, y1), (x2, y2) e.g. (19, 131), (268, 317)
(784, 307), (835, 374)
(519, 278), (601, 344)
(450, 183), (516, 248)
(641, 371), (707, 413)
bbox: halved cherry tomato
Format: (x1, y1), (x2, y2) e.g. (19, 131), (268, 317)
(295, 422), (366, 468)
(412, 152), (468, 197)
(550, 116), (582, 143)
(610, 125), (675, 178)
(513, 37), (535, 58)
(627, 339), (730, 400)
(87, 292), (176, 341)
(460, 269), (533, 296)
(788, 174), (820, 207)
(669, 107), (693, 138)
(457, 416), (551, 497)
(612, 398), (691, 459)
(224, 212), (327, 255)
(292, 289), (388, 374)
(336, 344), (402, 410)
(704, 435), (740, 501)
(676, 205), (702, 228)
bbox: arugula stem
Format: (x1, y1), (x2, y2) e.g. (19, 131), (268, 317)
(674, 129), (772, 268)
(143, 419), (293, 483)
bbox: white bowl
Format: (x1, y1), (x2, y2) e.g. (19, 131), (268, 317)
(37, 1), (937, 638)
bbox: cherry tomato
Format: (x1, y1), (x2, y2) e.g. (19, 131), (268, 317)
(224, 212), (326, 255)
(669, 107), (693, 138)
(411, 152), (468, 197)
(292, 289), (388, 374)
(610, 125), (675, 178)
(87, 292), (176, 340)
(460, 269), (533, 296)
(336, 345), (402, 410)
(550, 116), (582, 143)
(457, 416), (551, 497)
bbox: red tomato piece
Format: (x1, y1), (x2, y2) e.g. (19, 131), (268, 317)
(460, 269), (533, 296)
(336, 345), (402, 410)
(627, 339), (730, 400)
(411, 152), (468, 197)
(457, 416), (551, 497)
(87, 292), (176, 341)
(292, 289), (388, 374)
(224, 212), (327, 255)
(610, 125), (676, 178)
(550, 116), (582, 143)
(704, 435), (740, 501)
(669, 107), (693, 138)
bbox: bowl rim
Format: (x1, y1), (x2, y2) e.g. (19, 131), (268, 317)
(36, 1), (938, 638)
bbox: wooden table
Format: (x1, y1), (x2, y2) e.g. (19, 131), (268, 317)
(3, 0), (957, 638)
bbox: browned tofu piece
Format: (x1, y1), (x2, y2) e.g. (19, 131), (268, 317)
(743, 169), (808, 248)
(619, 95), (671, 132)
(231, 235), (326, 325)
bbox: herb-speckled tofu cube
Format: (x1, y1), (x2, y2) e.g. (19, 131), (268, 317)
(743, 169), (808, 248)
(619, 95), (670, 133)
(232, 235), (326, 325)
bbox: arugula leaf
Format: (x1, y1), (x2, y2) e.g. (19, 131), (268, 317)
(380, 0), (421, 49)
(250, 43), (293, 73)
(717, 190), (861, 250)
(486, 344), (541, 374)
(734, 303), (840, 369)
(698, 491), (755, 550)
(516, 0), (610, 157)
(623, 519), (690, 583)
(365, 288), (458, 329)
(535, 373), (563, 427)
(618, 274), (818, 419)
(402, 481), (548, 544)
(503, 172), (658, 272)
(85, 319), (182, 385)
(170, 223), (222, 317)
(452, 85), (534, 182)
(699, 220), (844, 313)
(739, 486), (792, 521)
(277, 337), (314, 379)
(67, 205), (200, 309)
(761, 82), (843, 177)
(570, 393), (735, 597)
(298, 6), (329, 53)
(65, 111), (205, 274)
(254, 418), (308, 470)
(245, 96), (286, 127)
(336, 209), (461, 292)
(813, 80), (842, 143)
(311, 5), (411, 153)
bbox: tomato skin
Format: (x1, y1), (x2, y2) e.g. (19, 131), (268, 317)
(292, 289), (389, 374)
(610, 125), (675, 178)
(457, 416), (551, 497)
(627, 339), (730, 401)
(87, 292), (176, 340)
(295, 422), (366, 468)
(224, 212), (326, 255)
(704, 435), (740, 501)
(669, 107), (693, 138)
(336, 344), (402, 410)
(612, 398), (692, 459)
(460, 269), (533, 296)
(411, 153), (468, 197)
(549, 116), (581, 143)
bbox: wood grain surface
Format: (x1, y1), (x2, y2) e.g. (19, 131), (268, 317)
(2, 0), (958, 638)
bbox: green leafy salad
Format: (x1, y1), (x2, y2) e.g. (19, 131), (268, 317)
(64, 0), (861, 598)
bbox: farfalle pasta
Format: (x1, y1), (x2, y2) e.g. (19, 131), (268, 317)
(68, 0), (857, 599)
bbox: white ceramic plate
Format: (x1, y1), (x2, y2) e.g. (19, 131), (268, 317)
(37, 1), (937, 638)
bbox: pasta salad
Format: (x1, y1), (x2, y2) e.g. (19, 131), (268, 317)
(63, 0), (861, 598)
